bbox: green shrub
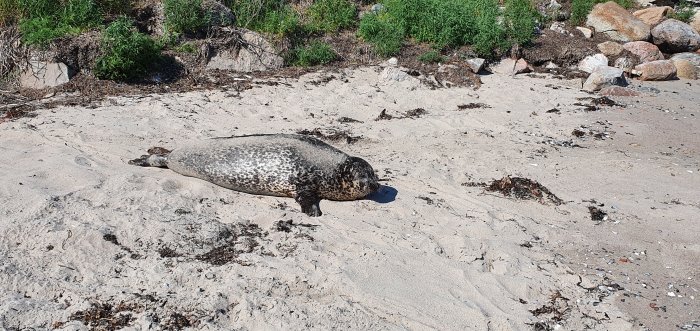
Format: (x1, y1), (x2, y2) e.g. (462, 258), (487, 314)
(163, 0), (208, 34)
(668, 0), (695, 23)
(94, 17), (161, 81)
(18, 0), (101, 45)
(18, 0), (56, 18)
(95, 0), (131, 16)
(358, 0), (520, 57)
(288, 41), (337, 66)
(418, 50), (444, 63)
(503, 0), (538, 46)
(174, 41), (197, 53)
(307, 0), (356, 32)
(570, 0), (633, 25)
(0, 0), (20, 26)
(62, 0), (102, 28)
(230, 0), (301, 36)
(357, 12), (403, 56)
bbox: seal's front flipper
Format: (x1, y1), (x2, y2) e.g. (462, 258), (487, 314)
(128, 154), (168, 168)
(295, 189), (322, 217)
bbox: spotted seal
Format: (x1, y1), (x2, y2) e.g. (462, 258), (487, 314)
(129, 134), (379, 216)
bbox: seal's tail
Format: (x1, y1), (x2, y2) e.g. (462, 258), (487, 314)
(128, 147), (171, 168)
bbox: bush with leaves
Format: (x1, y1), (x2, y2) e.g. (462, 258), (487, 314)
(18, 0), (102, 45)
(0, 0), (20, 26)
(94, 17), (160, 81)
(164, 0), (209, 34)
(230, 0), (301, 36)
(358, 0), (524, 57)
(288, 41), (337, 66)
(307, 0), (356, 33)
(418, 50), (445, 63)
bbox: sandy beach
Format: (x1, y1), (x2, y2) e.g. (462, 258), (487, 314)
(1, 66), (698, 330)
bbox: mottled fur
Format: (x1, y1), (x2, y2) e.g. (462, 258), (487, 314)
(129, 134), (379, 216)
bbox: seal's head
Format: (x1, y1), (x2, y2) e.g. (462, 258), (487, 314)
(330, 156), (379, 200)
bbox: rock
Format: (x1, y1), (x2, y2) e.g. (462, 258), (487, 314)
(381, 67), (409, 81)
(583, 66), (627, 91)
(490, 58), (516, 74)
(514, 58), (532, 74)
(614, 57), (637, 72)
(550, 22), (568, 35)
(623, 41), (664, 63)
(545, 61), (560, 69)
(386, 57), (398, 67)
(578, 53), (609, 73)
(671, 52), (700, 67)
(466, 58), (485, 73)
(586, 2), (651, 42)
(691, 12), (700, 35)
(597, 41), (625, 57)
(20, 60), (73, 89)
(633, 6), (672, 26)
(651, 19), (700, 53)
(672, 59), (698, 79)
(634, 60), (677, 80)
(600, 86), (641, 96)
(576, 27), (593, 38)
(371, 3), (384, 13)
(490, 58), (531, 74)
(202, 0), (235, 27)
(206, 29), (283, 72)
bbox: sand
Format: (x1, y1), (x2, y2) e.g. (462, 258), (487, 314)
(1, 66), (698, 330)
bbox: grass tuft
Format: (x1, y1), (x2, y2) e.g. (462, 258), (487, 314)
(163, 0), (208, 34)
(288, 41), (337, 66)
(418, 50), (445, 63)
(94, 17), (161, 81)
(306, 0), (356, 33)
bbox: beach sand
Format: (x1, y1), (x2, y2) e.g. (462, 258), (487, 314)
(1, 67), (698, 330)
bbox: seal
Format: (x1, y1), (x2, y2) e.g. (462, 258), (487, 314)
(129, 134), (379, 217)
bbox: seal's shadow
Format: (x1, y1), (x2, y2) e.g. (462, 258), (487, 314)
(366, 185), (397, 204)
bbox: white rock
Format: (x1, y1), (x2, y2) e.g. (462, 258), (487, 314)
(578, 53), (609, 73)
(466, 58), (485, 73)
(576, 27), (593, 38)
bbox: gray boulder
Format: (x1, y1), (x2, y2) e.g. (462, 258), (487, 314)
(20, 60), (73, 89)
(206, 29), (283, 72)
(670, 52), (700, 68)
(651, 19), (700, 53)
(583, 66), (627, 91)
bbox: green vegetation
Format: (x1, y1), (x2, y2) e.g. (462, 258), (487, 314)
(0, 0), (20, 26)
(163, 0), (208, 34)
(418, 50), (445, 63)
(230, 0), (301, 36)
(95, 0), (131, 17)
(287, 41), (337, 66)
(174, 41), (197, 53)
(306, 0), (356, 32)
(94, 17), (160, 81)
(357, 12), (403, 56)
(570, 0), (634, 25)
(503, 0), (539, 46)
(358, 0), (533, 57)
(17, 0), (102, 45)
(668, 0), (695, 23)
